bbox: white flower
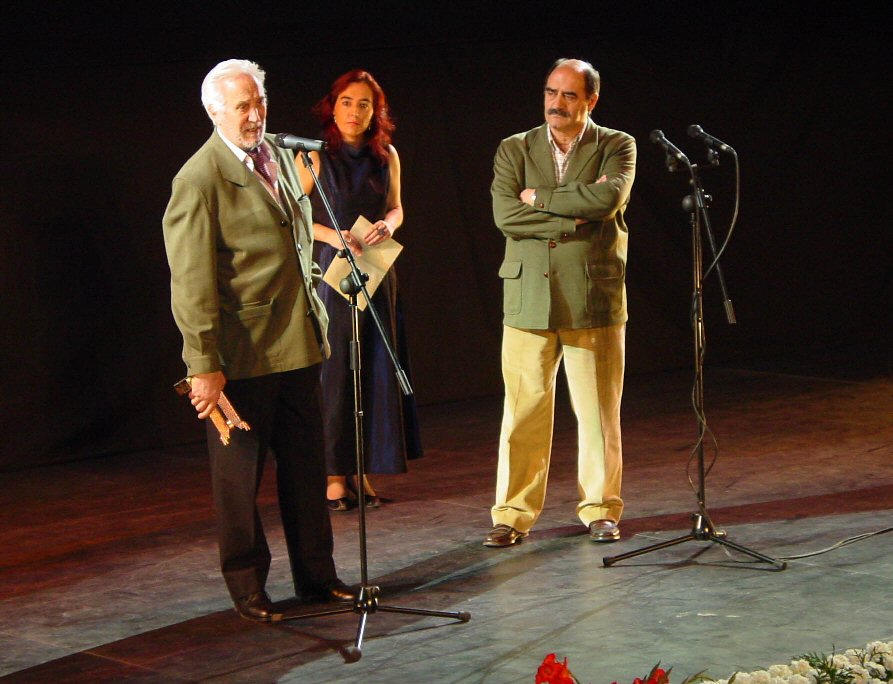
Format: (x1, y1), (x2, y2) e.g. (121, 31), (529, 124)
(788, 675), (811, 684)
(751, 670), (771, 684)
(849, 666), (869, 684)
(768, 665), (793, 678)
(789, 660), (814, 676)
(830, 654), (851, 669)
(864, 662), (886, 677)
(867, 641), (891, 656)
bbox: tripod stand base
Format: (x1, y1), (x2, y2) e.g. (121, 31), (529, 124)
(279, 585), (471, 662)
(602, 512), (786, 571)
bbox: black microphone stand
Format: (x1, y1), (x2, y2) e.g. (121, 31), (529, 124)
(281, 147), (470, 662)
(603, 147), (785, 571)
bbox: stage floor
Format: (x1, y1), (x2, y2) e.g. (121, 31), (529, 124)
(2, 350), (892, 683)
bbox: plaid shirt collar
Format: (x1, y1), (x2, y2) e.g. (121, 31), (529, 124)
(546, 124), (585, 184)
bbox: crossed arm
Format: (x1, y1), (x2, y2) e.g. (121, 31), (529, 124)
(492, 133), (636, 239)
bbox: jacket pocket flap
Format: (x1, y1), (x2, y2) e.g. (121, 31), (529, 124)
(235, 300), (273, 320)
(587, 261), (623, 280)
(498, 261), (522, 279)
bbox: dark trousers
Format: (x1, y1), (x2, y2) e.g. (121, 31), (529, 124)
(205, 365), (337, 601)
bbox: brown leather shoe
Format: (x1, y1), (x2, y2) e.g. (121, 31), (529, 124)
(589, 519), (620, 542)
(483, 524), (527, 547)
(322, 579), (358, 603)
(302, 578), (358, 604)
(234, 590), (278, 622)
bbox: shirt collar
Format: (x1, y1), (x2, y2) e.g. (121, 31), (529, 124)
(546, 123), (585, 155)
(215, 128), (279, 183)
(216, 127), (252, 162)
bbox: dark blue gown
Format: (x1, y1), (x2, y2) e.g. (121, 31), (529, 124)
(311, 142), (423, 475)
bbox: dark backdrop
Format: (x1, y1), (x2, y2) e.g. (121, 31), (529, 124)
(1, 4), (890, 470)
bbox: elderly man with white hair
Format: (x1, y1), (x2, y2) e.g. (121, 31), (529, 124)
(163, 58), (355, 621)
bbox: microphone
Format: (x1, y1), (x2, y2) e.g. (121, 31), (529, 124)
(650, 129), (689, 165)
(687, 124), (734, 153)
(274, 133), (327, 152)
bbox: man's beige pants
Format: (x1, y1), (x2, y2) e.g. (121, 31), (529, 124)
(491, 324), (625, 532)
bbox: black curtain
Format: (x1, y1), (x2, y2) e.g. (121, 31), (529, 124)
(1, 5), (890, 470)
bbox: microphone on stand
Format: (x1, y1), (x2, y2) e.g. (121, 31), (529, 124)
(687, 125), (734, 153)
(274, 133), (327, 152)
(650, 129), (689, 172)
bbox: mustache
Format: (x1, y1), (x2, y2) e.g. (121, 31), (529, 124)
(547, 108), (570, 118)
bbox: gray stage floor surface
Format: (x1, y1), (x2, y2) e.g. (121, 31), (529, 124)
(1, 350), (891, 682)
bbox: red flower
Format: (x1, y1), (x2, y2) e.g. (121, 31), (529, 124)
(647, 667), (670, 684)
(611, 664), (672, 684)
(536, 653), (579, 684)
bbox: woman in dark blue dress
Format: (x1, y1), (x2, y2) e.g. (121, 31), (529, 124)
(296, 70), (422, 510)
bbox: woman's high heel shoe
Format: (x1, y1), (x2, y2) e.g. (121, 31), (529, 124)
(347, 475), (383, 509)
(327, 496), (356, 512)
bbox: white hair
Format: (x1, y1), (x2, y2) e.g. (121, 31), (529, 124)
(200, 59), (266, 121)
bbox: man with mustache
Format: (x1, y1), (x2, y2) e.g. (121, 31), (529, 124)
(162, 59), (356, 621)
(484, 58), (637, 547)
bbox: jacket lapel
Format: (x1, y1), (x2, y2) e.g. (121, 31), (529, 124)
(268, 140), (297, 223)
(211, 132), (289, 217)
(528, 124), (557, 186)
(564, 118), (600, 183)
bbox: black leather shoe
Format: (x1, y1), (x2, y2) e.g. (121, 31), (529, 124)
(589, 519), (620, 543)
(303, 578), (358, 604)
(234, 590), (277, 622)
(327, 496), (356, 512)
(483, 524), (527, 547)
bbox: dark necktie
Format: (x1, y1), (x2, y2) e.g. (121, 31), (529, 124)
(247, 145), (274, 186)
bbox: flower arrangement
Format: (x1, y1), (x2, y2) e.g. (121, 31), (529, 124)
(715, 641), (893, 684)
(535, 641), (893, 684)
(535, 655), (691, 684)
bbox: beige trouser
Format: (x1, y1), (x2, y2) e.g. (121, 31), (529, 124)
(491, 324), (625, 532)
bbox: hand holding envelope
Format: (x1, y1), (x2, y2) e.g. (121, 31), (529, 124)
(322, 215), (403, 310)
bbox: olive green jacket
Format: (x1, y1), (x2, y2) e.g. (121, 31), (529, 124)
(491, 119), (636, 330)
(162, 131), (329, 379)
